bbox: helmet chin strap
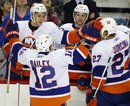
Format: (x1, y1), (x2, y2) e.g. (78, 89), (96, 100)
(31, 13), (37, 26)
(102, 34), (116, 40)
(31, 16), (40, 27)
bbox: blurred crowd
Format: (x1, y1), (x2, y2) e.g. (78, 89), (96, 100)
(0, 0), (100, 26)
(1, 0), (130, 27)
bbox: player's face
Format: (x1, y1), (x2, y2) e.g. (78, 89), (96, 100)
(32, 12), (47, 27)
(101, 30), (109, 39)
(74, 12), (87, 27)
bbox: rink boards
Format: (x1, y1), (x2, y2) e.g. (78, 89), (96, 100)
(0, 80), (86, 106)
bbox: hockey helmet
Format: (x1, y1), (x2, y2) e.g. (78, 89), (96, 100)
(100, 17), (117, 39)
(73, 4), (90, 25)
(30, 3), (47, 22)
(74, 4), (89, 15)
(36, 34), (53, 52)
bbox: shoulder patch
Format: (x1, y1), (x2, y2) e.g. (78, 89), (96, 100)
(19, 48), (27, 55)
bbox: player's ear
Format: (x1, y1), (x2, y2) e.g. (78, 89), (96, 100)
(44, 15), (47, 22)
(32, 15), (35, 21)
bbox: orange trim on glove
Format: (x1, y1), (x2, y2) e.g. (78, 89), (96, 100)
(6, 31), (19, 39)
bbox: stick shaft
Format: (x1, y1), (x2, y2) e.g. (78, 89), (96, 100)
(93, 57), (111, 98)
(6, 61), (11, 93)
(13, 0), (17, 24)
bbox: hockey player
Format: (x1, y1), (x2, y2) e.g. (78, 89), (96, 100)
(61, 4), (89, 31)
(86, 17), (130, 106)
(4, 20), (92, 106)
(3, 3), (103, 80)
(60, 4), (95, 91)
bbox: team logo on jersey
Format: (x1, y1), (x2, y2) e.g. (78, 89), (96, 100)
(19, 48), (27, 55)
(22, 37), (36, 48)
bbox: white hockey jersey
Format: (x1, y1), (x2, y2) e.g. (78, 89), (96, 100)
(18, 48), (71, 106)
(17, 21), (63, 49)
(60, 23), (92, 82)
(8, 36), (90, 106)
(8, 21), (80, 77)
(91, 29), (130, 94)
(60, 23), (75, 31)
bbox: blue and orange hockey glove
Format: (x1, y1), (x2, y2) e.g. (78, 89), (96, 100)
(86, 86), (97, 106)
(5, 19), (19, 40)
(77, 74), (91, 91)
(4, 19), (20, 57)
(79, 17), (103, 44)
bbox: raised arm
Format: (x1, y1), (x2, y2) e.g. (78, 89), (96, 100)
(61, 17), (103, 45)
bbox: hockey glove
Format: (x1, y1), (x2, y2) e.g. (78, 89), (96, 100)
(77, 74), (91, 91)
(86, 86), (97, 106)
(5, 19), (19, 40)
(79, 17), (103, 44)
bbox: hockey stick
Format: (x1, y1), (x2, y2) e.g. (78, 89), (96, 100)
(93, 56), (112, 98)
(6, 7), (13, 94)
(13, 0), (16, 24)
(6, 0), (17, 93)
(6, 53), (12, 93)
(10, 5), (13, 19)
(5, 51), (12, 92)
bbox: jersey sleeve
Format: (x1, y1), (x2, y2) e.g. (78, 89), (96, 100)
(61, 30), (82, 45)
(116, 25), (130, 36)
(6, 37), (29, 70)
(48, 22), (83, 46)
(91, 43), (110, 89)
(63, 44), (91, 66)
(17, 47), (30, 65)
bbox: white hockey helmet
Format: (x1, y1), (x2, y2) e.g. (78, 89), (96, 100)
(36, 34), (53, 52)
(74, 4), (89, 14)
(73, 4), (89, 26)
(100, 17), (117, 39)
(30, 3), (47, 22)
